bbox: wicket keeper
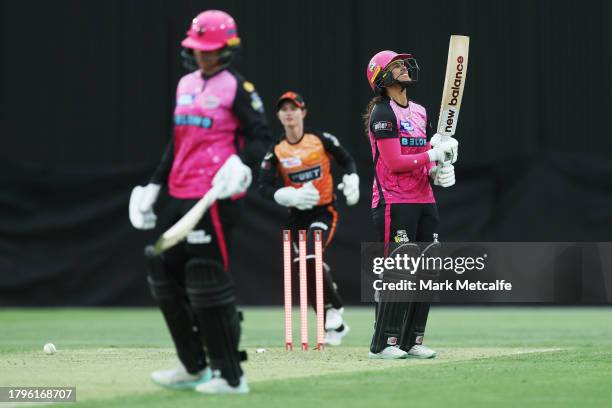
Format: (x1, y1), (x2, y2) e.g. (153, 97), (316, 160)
(258, 92), (359, 346)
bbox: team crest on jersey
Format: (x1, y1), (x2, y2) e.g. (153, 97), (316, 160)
(201, 95), (220, 109)
(400, 120), (414, 131)
(373, 121), (393, 132)
(308, 152), (320, 161)
(177, 94), (195, 106)
(280, 157), (302, 168)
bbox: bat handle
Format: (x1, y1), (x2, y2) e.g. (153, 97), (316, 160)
(438, 134), (452, 167)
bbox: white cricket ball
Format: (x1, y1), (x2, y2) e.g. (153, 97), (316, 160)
(43, 343), (56, 355)
(256, 348), (267, 354)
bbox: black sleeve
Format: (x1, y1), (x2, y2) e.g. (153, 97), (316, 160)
(231, 72), (273, 168)
(257, 146), (280, 200)
(426, 107), (436, 139)
(369, 102), (398, 139)
(149, 138), (174, 185)
(314, 131), (357, 174)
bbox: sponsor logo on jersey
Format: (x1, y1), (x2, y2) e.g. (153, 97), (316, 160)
(373, 120), (393, 132)
(400, 137), (426, 147)
(243, 81), (255, 92)
(250, 92), (264, 112)
(177, 94), (195, 106)
(400, 120), (414, 131)
(174, 114), (213, 129)
(288, 166), (322, 183)
(201, 95), (220, 109)
(280, 157), (302, 168)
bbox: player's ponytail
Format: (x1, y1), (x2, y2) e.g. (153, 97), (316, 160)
(362, 96), (383, 136)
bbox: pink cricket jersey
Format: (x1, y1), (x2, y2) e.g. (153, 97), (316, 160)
(368, 98), (435, 207)
(169, 70), (241, 199)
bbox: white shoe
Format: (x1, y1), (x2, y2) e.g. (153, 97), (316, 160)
(407, 344), (437, 359)
(195, 372), (249, 394)
(368, 346), (408, 359)
(324, 324), (350, 346)
(151, 365), (212, 390)
(325, 307), (344, 331)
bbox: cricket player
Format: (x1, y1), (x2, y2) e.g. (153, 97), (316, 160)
(363, 50), (458, 359)
(128, 10), (271, 394)
(258, 92), (359, 346)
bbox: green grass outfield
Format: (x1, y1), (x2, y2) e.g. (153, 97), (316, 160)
(1, 307), (611, 407)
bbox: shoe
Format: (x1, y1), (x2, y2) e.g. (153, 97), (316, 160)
(324, 324), (350, 346)
(151, 365), (212, 390)
(325, 307), (344, 331)
(195, 372), (249, 394)
(368, 346), (408, 359)
(407, 344), (437, 359)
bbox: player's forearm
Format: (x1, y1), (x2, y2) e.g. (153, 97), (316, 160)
(240, 132), (270, 168)
(332, 146), (357, 174)
(324, 137), (357, 174)
(257, 168), (278, 200)
(377, 138), (431, 173)
(149, 139), (174, 184)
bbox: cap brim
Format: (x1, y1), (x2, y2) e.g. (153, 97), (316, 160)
(181, 37), (224, 51)
(277, 98), (305, 110)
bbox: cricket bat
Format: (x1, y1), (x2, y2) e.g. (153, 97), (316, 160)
(150, 183), (223, 255)
(437, 35), (470, 162)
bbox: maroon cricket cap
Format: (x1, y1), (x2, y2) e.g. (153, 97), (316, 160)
(276, 91), (306, 110)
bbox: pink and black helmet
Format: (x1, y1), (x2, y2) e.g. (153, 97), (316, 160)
(366, 50), (419, 92)
(181, 10), (241, 51)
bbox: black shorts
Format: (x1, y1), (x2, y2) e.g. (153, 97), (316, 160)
(287, 205), (338, 253)
(159, 194), (241, 273)
(372, 202), (439, 244)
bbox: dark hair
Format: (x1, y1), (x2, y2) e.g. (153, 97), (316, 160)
(362, 95), (384, 136)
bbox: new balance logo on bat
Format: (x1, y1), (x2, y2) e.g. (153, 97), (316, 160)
(443, 56), (465, 133)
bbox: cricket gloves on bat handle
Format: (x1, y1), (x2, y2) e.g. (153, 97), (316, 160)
(129, 183), (161, 230)
(212, 154), (253, 199)
(429, 133), (459, 166)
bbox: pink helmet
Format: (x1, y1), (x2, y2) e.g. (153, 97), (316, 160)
(366, 50), (418, 92)
(181, 10), (241, 51)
